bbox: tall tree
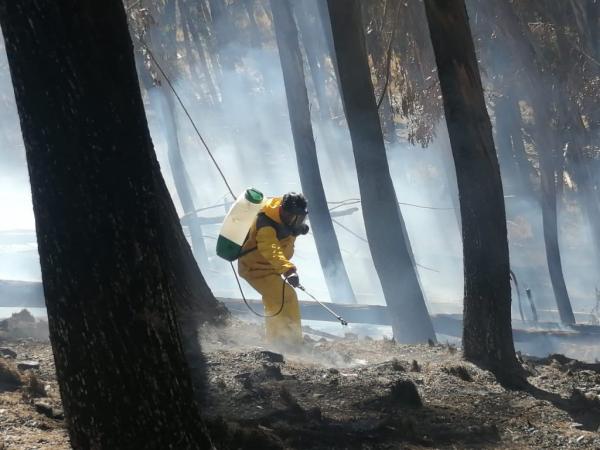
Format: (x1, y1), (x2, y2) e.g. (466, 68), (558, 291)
(423, 0), (520, 377)
(493, 94), (531, 198)
(552, 24), (600, 276)
(145, 1), (211, 270)
(156, 87), (211, 269)
(271, 0), (356, 304)
(293, 0), (332, 123)
(327, 0), (436, 343)
(0, 0), (217, 446)
(490, 0), (576, 324)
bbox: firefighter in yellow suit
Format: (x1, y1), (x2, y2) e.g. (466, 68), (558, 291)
(238, 192), (309, 348)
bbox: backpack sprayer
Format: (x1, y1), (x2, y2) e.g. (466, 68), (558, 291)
(216, 188), (349, 327)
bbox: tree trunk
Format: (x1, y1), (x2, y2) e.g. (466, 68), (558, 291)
(363, 4), (397, 144)
(561, 95), (600, 273)
(156, 86), (210, 270)
(327, 0), (435, 342)
(133, 24), (226, 326)
(537, 123), (575, 324)
(553, 29), (600, 279)
(0, 0), (216, 447)
(506, 96), (536, 197)
(490, 0), (576, 325)
(424, 0), (519, 375)
(242, 0), (263, 49)
(271, 0), (356, 304)
(294, 0), (332, 122)
(143, 0), (212, 271)
(179, 0), (220, 104)
(438, 130), (463, 231)
(208, 0), (237, 73)
(493, 94), (524, 197)
(315, 0), (337, 71)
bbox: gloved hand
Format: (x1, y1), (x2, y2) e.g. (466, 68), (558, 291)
(284, 268), (300, 288)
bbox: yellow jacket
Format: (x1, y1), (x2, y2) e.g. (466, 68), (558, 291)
(238, 197), (296, 279)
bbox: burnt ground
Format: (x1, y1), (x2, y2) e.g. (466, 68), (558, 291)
(1, 313), (600, 449)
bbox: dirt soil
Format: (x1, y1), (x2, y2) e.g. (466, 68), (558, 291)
(1, 314), (600, 449)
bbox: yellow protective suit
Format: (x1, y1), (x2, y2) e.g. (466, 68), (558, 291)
(238, 197), (302, 346)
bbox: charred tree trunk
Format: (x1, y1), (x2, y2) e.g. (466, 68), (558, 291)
(506, 96), (536, 197)
(294, 0), (351, 192)
(271, 0), (356, 303)
(424, 0), (520, 375)
(327, 0), (435, 342)
(553, 29), (600, 280)
(142, 0), (211, 271)
(242, 0), (263, 49)
(208, 0), (238, 73)
(438, 130), (463, 232)
(156, 87), (210, 270)
(491, 0), (576, 325)
(561, 96), (600, 274)
(179, 0), (220, 104)
(494, 94), (525, 197)
(316, 0), (337, 70)
(0, 0), (216, 447)
(536, 119), (576, 324)
(132, 48), (225, 327)
(294, 0), (332, 122)
(363, 4), (397, 144)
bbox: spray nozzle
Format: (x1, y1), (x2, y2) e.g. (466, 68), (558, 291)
(297, 285), (349, 327)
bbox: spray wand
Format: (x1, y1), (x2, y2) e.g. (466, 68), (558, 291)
(296, 285), (349, 326)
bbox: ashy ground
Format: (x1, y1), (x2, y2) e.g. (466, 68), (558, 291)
(1, 313), (600, 449)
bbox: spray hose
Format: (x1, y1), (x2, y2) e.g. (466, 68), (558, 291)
(231, 267), (286, 319)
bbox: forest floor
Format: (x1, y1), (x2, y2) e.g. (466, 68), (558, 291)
(1, 312), (600, 449)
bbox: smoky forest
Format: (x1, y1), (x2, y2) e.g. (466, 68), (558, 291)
(0, 0), (599, 449)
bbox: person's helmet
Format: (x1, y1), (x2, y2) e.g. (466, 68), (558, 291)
(281, 192), (308, 216)
(281, 192), (309, 233)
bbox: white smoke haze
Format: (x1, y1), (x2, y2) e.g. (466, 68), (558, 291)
(0, 7), (599, 361)
(0, 34), (40, 282)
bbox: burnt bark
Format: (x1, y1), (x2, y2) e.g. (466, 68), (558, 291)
(424, 0), (520, 374)
(271, 0), (356, 304)
(327, 0), (435, 343)
(0, 1), (218, 446)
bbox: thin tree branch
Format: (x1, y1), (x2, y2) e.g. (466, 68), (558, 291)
(377, 4), (402, 110)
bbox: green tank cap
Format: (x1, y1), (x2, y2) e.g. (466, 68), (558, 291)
(245, 188), (264, 204)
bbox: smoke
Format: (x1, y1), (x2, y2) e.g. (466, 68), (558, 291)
(1, 2), (599, 359)
(0, 34), (40, 281)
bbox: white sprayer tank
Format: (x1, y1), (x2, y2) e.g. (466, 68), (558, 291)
(216, 188), (266, 261)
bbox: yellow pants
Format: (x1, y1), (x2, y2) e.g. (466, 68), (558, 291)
(243, 274), (302, 346)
